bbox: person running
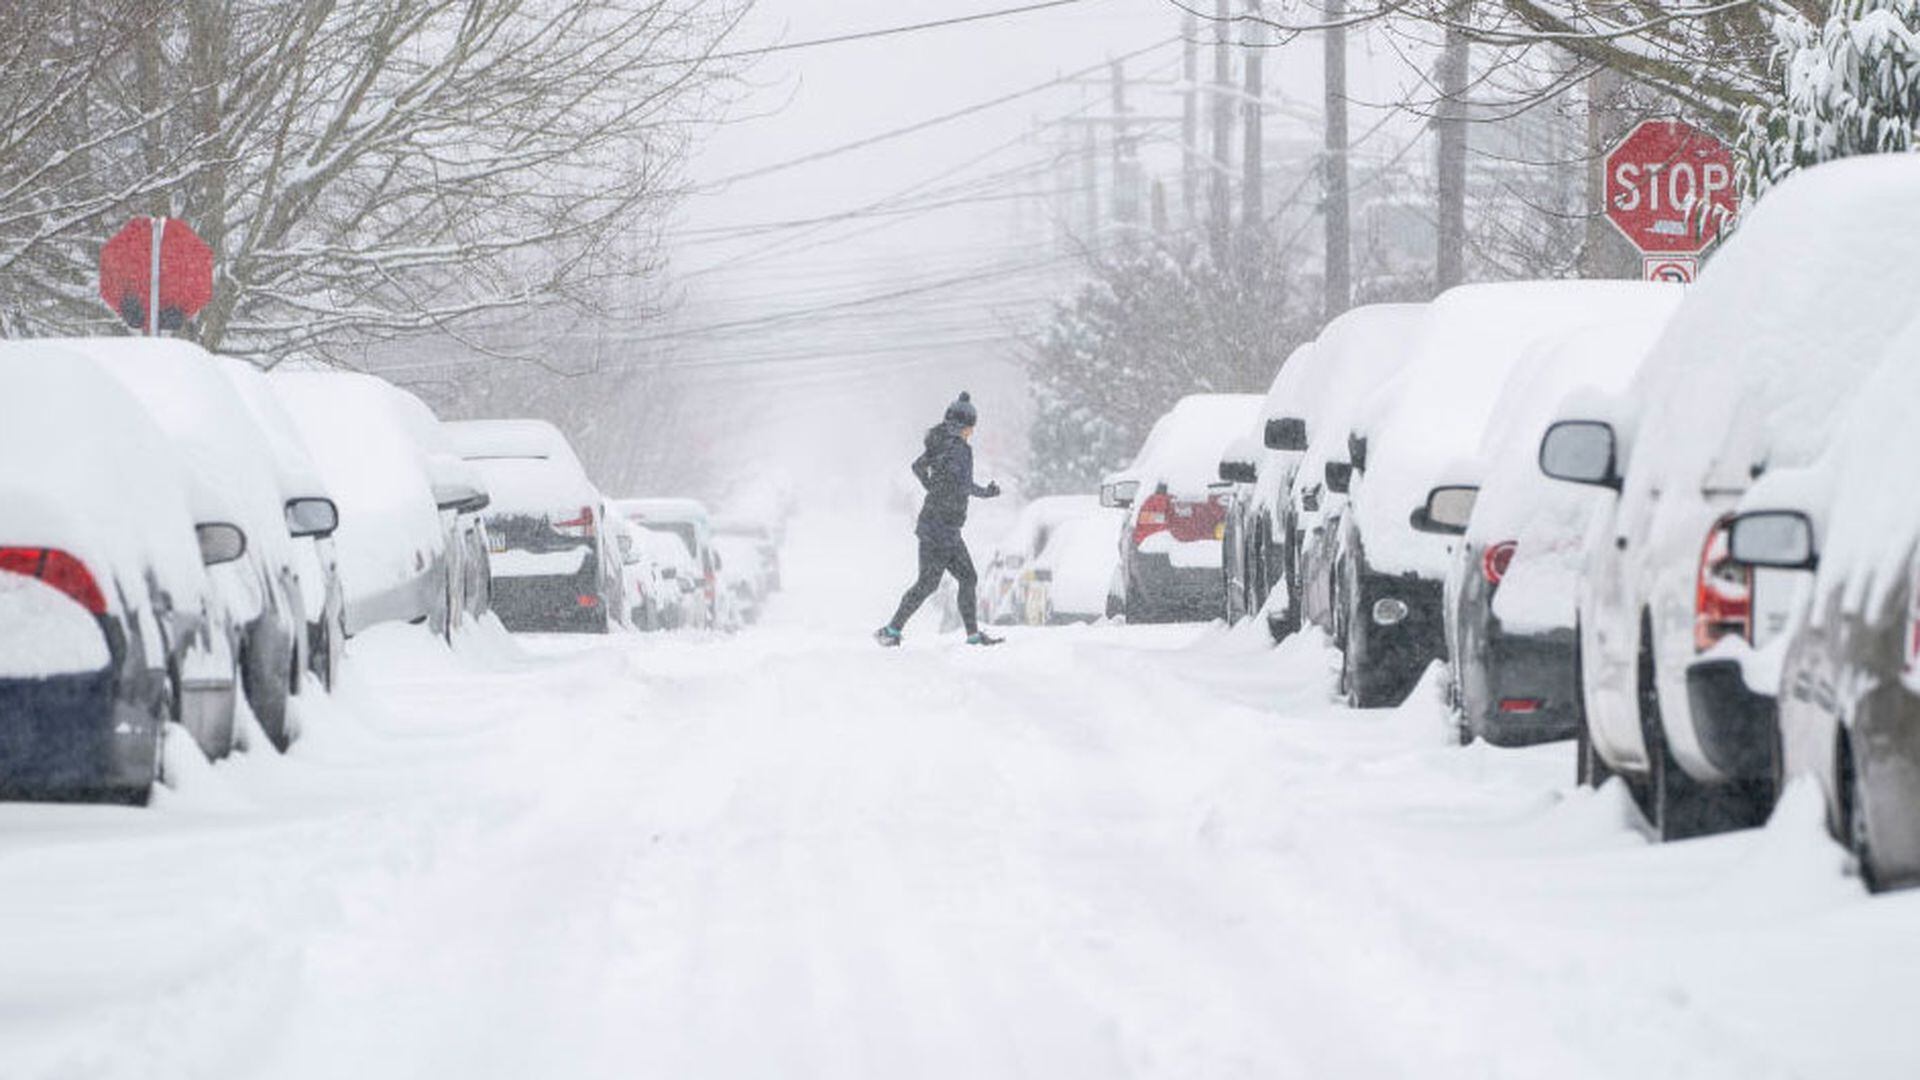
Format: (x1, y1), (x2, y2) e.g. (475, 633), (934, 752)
(875, 392), (1003, 647)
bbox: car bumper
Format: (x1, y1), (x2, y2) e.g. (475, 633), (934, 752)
(0, 670), (158, 799)
(1126, 551), (1223, 622)
(1685, 658), (1778, 780)
(1462, 625), (1581, 746)
(491, 574), (609, 633)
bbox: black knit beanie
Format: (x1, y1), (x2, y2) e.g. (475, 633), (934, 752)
(944, 391), (977, 427)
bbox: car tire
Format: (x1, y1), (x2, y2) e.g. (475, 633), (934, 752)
(1837, 736), (1882, 892)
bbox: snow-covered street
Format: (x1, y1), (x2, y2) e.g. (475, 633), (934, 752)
(2, 516), (1915, 1080)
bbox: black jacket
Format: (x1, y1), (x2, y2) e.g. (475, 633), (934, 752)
(911, 421), (993, 539)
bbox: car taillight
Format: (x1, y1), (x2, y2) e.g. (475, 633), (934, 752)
(1132, 492), (1172, 547)
(554, 506), (595, 538)
(576, 593), (599, 608)
(0, 547), (108, 615)
(1694, 516), (1752, 652)
(1481, 541), (1517, 586)
(1906, 563), (1920, 672)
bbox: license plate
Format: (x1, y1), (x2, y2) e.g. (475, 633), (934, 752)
(488, 535), (509, 554)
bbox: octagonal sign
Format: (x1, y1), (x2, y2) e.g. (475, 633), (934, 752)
(1604, 119), (1739, 255)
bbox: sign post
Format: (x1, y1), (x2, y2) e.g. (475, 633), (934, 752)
(1602, 118), (1739, 281)
(100, 216), (214, 335)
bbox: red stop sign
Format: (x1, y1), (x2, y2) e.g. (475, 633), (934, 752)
(99, 217), (215, 331)
(1604, 119), (1739, 255)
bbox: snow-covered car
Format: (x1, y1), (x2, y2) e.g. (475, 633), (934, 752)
(1218, 342), (1318, 628)
(1540, 156), (1920, 840)
(713, 533), (769, 627)
(1289, 305), (1428, 641)
(73, 338), (313, 753)
(1727, 325), (1920, 890)
(981, 495), (1100, 626)
(714, 516), (782, 596)
(1101, 394), (1264, 624)
(0, 343), (246, 803)
(606, 512), (668, 631)
(616, 498), (718, 630)
(1426, 297), (1680, 747)
(1335, 282), (1672, 708)
(448, 420), (618, 634)
(270, 371), (486, 641)
(216, 359), (346, 700)
(631, 525), (702, 629)
(1026, 505), (1127, 624)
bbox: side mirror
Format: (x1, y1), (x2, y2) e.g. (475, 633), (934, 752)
(1265, 417), (1309, 452)
(661, 566), (678, 580)
(1101, 480), (1138, 509)
(1324, 461), (1354, 495)
(1300, 483), (1322, 513)
(1410, 485), (1478, 536)
(1539, 420), (1621, 490)
(439, 490), (490, 514)
(196, 522), (248, 566)
(1348, 433), (1369, 472)
(284, 497), (339, 539)
(1218, 459), (1258, 484)
(1728, 510), (1818, 570)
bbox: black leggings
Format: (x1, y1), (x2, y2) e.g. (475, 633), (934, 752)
(888, 535), (978, 634)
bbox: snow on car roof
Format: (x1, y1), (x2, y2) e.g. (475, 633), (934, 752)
(617, 497), (712, 526)
(444, 419), (598, 514)
(1623, 154), (1920, 499)
(1116, 393), (1265, 497)
(60, 337), (299, 574)
(1293, 303), (1428, 505)
(996, 495), (1099, 557)
(1467, 303), (1682, 545)
(269, 370), (446, 608)
(444, 419), (587, 470)
(1351, 281), (1682, 577)
(0, 341), (208, 619)
(215, 358), (331, 503)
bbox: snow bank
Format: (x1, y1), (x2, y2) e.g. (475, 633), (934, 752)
(0, 343), (210, 621)
(1352, 283), (1684, 577)
(1113, 394), (1264, 498)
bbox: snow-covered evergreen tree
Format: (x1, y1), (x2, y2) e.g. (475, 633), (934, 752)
(1740, 0), (1920, 198)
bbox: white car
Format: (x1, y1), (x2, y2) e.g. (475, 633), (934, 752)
(1540, 155), (1920, 840)
(616, 498), (718, 630)
(1334, 282), (1680, 707)
(271, 371), (483, 641)
(1028, 506), (1127, 624)
(1102, 394), (1265, 624)
(71, 338), (315, 754)
(0, 343), (243, 803)
(1218, 342), (1318, 628)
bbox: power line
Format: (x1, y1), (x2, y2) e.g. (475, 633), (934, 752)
(698, 35), (1181, 190)
(649, 0), (1100, 69)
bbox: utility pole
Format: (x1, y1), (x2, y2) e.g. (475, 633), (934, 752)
(1581, 66), (1638, 278)
(1434, 1), (1472, 292)
(1242, 0), (1264, 227)
(1083, 122), (1100, 247)
(1111, 60), (1136, 229)
(1324, 0), (1352, 318)
(1183, 12), (1200, 225)
(1210, 0), (1233, 264)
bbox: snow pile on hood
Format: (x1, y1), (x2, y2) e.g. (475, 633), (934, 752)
(61, 338), (300, 585)
(1621, 156), (1920, 515)
(269, 371), (445, 613)
(1352, 282), (1684, 577)
(1473, 308), (1682, 632)
(1113, 394), (1264, 498)
(0, 342), (209, 655)
(1291, 304), (1428, 518)
(1034, 507), (1125, 616)
(447, 420), (598, 517)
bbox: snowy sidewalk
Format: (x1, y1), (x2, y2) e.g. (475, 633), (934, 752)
(0, 517), (1915, 1079)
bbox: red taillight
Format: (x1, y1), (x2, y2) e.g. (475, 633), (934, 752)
(1694, 516), (1752, 652)
(1498, 698), (1542, 714)
(1481, 541), (1517, 586)
(0, 547), (108, 615)
(554, 506), (596, 538)
(1132, 492), (1173, 547)
(576, 593), (599, 608)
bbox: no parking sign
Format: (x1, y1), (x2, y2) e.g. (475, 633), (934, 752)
(1643, 256), (1698, 284)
